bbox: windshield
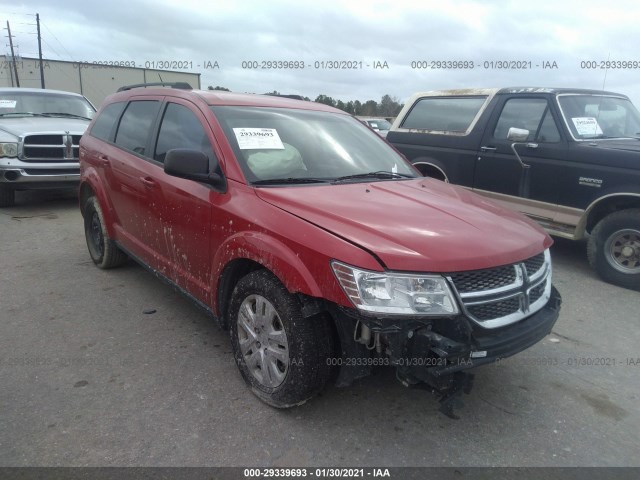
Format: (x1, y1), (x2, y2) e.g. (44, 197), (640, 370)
(212, 106), (417, 184)
(0, 91), (95, 119)
(557, 94), (640, 140)
(365, 119), (391, 131)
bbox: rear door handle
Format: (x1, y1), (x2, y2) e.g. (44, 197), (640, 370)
(480, 146), (497, 152)
(140, 177), (156, 188)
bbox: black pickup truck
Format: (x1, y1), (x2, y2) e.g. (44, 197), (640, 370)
(387, 87), (640, 290)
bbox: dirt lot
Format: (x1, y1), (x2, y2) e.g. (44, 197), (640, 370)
(1, 189), (639, 467)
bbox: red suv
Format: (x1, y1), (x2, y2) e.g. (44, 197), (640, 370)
(79, 83), (561, 412)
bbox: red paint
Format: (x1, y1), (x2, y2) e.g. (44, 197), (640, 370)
(80, 88), (553, 313)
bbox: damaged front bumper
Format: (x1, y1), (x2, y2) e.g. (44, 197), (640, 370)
(331, 285), (562, 390)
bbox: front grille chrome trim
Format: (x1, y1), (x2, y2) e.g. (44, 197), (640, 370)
(447, 250), (552, 329)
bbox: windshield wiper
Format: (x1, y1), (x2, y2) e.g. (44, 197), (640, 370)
(0, 112), (47, 117)
(252, 177), (330, 186)
(332, 171), (415, 183)
(41, 112), (93, 120)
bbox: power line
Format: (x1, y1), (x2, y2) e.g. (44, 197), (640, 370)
(42, 22), (75, 61)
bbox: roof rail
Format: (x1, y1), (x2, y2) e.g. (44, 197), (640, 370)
(265, 93), (306, 100)
(117, 82), (193, 92)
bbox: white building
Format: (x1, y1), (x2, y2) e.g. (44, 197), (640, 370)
(0, 56), (201, 107)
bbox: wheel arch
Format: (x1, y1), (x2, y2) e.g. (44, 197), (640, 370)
(212, 233), (325, 328)
(411, 160), (449, 182)
(579, 193), (640, 236)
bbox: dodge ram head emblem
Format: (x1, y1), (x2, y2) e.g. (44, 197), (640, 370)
(64, 131), (73, 159)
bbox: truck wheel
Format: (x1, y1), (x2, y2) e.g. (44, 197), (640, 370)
(83, 196), (128, 269)
(229, 270), (335, 408)
(0, 187), (15, 207)
(587, 209), (640, 290)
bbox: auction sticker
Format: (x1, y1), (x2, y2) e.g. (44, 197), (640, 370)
(0, 100), (17, 108)
(233, 128), (284, 149)
(572, 117), (603, 136)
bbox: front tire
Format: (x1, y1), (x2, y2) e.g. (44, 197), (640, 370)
(229, 270), (335, 408)
(587, 209), (640, 290)
(83, 196), (128, 269)
(0, 186), (15, 207)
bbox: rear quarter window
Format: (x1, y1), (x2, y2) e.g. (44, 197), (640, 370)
(89, 102), (126, 141)
(401, 96), (487, 132)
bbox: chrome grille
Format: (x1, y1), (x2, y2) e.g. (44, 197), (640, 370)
(449, 264), (516, 293)
(448, 250), (552, 329)
(524, 253), (545, 276)
(467, 296), (521, 321)
(22, 134), (80, 162)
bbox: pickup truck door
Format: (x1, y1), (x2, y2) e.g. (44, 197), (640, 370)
(473, 96), (568, 222)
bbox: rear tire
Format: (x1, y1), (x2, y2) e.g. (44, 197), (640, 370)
(229, 270), (335, 408)
(0, 187), (15, 207)
(587, 209), (640, 290)
(83, 196), (128, 269)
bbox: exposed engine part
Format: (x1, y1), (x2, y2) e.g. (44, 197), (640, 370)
(353, 320), (378, 350)
(397, 370), (475, 419)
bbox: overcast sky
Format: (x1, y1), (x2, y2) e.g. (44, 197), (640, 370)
(2, 0), (640, 105)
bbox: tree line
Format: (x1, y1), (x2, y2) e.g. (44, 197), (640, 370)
(207, 86), (403, 117)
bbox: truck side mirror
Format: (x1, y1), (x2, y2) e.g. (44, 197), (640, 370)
(507, 127), (530, 142)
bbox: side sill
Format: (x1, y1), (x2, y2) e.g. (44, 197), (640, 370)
(115, 241), (220, 325)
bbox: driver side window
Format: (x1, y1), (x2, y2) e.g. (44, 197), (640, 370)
(154, 103), (217, 168)
(494, 98), (561, 143)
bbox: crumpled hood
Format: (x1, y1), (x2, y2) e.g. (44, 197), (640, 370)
(256, 178), (552, 272)
(0, 117), (89, 139)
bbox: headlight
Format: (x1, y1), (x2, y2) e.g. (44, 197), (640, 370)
(0, 142), (18, 157)
(332, 261), (459, 316)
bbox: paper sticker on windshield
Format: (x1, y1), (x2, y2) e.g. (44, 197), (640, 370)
(572, 117), (603, 136)
(0, 100), (17, 109)
(233, 128), (284, 150)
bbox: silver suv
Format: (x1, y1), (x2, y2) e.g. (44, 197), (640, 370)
(0, 88), (96, 207)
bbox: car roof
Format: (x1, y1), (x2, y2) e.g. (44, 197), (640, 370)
(406, 87), (628, 98)
(0, 87), (87, 97)
(104, 87), (347, 114)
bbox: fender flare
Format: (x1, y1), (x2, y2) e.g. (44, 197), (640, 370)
(411, 160), (449, 182)
(211, 231), (324, 309)
(79, 168), (119, 237)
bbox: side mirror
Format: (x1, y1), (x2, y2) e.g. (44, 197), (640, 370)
(164, 149), (226, 191)
(506, 127), (530, 142)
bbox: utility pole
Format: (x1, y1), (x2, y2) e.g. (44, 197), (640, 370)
(36, 13), (45, 88)
(6, 21), (20, 87)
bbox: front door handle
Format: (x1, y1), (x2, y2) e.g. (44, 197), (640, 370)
(140, 177), (156, 188)
(480, 146), (497, 152)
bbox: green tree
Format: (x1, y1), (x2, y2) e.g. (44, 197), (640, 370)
(207, 85), (231, 91)
(353, 100), (362, 115)
(314, 94), (337, 107)
(361, 100), (378, 116)
(379, 94), (402, 116)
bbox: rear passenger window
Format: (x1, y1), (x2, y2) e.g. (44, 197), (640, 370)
(90, 102), (126, 141)
(114, 101), (161, 156)
(154, 103), (215, 164)
(401, 97), (487, 132)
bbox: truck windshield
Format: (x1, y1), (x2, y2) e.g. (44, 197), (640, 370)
(558, 94), (640, 140)
(0, 91), (95, 119)
(212, 106), (417, 184)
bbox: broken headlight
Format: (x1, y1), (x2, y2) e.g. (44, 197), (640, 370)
(332, 261), (459, 316)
